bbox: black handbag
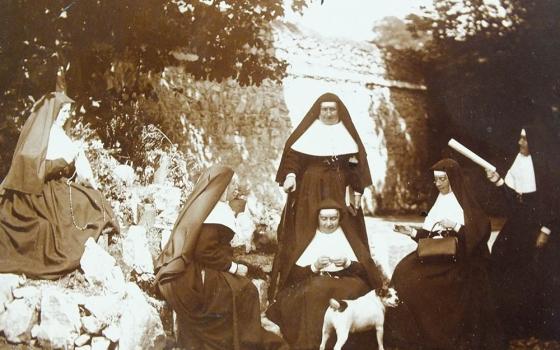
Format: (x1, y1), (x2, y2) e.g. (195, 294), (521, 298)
(417, 223), (458, 263)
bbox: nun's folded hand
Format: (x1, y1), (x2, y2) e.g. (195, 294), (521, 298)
(313, 256), (331, 271)
(331, 257), (348, 267)
(438, 219), (456, 230)
(236, 264), (248, 277)
(283, 176), (296, 193)
(536, 231), (549, 248)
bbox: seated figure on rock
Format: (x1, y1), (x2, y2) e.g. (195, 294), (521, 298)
(155, 165), (287, 350)
(0, 91), (119, 279)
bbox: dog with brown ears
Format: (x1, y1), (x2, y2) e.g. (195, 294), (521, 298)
(319, 287), (399, 350)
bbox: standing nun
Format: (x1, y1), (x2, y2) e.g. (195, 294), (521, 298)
(270, 92), (374, 302)
(486, 125), (560, 340)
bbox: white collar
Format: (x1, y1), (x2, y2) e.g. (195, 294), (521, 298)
(204, 201), (238, 234)
(422, 191), (464, 231)
(296, 227), (358, 271)
(505, 153), (537, 193)
(291, 120), (358, 156)
(46, 124), (77, 163)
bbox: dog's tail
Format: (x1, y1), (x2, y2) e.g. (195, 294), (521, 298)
(328, 298), (348, 312)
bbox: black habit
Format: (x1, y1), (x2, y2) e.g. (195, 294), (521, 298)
(270, 92), (375, 303)
(0, 92), (119, 279)
(266, 199), (383, 349)
(386, 159), (506, 350)
(490, 125), (560, 340)
(155, 165), (287, 350)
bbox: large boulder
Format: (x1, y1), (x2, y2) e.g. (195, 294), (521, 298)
(81, 315), (103, 335)
(80, 238), (126, 295)
(12, 286), (40, 305)
(91, 336), (111, 350)
(118, 283), (165, 350)
(0, 274), (24, 313)
(74, 333), (91, 347)
(83, 294), (122, 326)
(1, 297), (38, 343)
(33, 287), (82, 349)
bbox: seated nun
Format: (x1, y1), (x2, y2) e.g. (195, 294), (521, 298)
(0, 92), (119, 279)
(386, 158), (506, 350)
(266, 198), (383, 350)
(155, 165), (287, 350)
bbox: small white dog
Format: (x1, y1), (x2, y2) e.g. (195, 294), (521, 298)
(319, 287), (399, 350)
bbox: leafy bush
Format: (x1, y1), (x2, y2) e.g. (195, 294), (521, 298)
(71, 121), (195, 228)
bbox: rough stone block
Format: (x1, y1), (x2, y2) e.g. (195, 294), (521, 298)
(1, 298), (37, 343)
(118, 283), (165, 350)
(34, 287), (81, 349)
(75, 333), (92, 347)
(91, 336), (111, 350)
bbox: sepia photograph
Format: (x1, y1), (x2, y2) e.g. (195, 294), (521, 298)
(0, 0), (559, 349)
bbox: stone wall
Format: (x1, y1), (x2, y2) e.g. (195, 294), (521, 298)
(153, 20), (433, 214)
(368, 87), (433, 213)
(153, 69), (291, 208)
(273, 20), (433, 214)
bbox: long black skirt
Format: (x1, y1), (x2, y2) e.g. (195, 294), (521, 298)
(267, 275), (376, 350)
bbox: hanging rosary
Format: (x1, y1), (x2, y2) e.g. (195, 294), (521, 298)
(67, 170), (106, 231)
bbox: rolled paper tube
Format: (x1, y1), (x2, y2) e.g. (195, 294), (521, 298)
(448, 139), (496, 171)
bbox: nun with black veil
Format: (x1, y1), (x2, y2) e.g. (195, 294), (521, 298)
(0, 92), (119, 279)
(266, 197), (384, 350)
(386, 158), (506, 350)
(270, 92), (374, 304)
(485, 124), (560, 340)
(155, 165), (287, 350)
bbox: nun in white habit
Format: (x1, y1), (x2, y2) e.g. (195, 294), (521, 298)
(0, 92), (118, 279)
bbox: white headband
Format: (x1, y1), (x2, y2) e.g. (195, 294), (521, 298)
(433, 170), (446, 176)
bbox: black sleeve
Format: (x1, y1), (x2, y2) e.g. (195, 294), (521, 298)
(286, 264), (314, 285)
(501, 183), (521, 204)
(333, 261), (367, 279)
(194, 225), (234, 272)
(538, 168), (560, 234)
(347, 153), (364, 194)
(411, 228), (430, 242)
(501, 182), (557, 233)
(455, 226), (468, 258)
(278, 150), (304, 183)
